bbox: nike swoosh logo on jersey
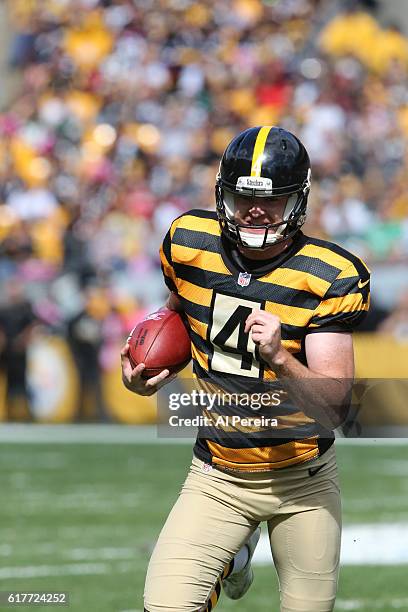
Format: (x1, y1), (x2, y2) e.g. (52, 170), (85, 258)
(358, 279), (370, 289)
(308, 463), (327, 477)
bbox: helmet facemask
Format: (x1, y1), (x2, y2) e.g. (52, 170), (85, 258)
(216, 173), (310, 249)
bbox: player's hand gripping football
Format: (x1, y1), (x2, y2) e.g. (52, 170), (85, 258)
(120, 343), (176, 396)
(244, 311), (286, 366)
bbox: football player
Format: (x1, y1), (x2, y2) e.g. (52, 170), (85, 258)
(121, 126), (370, 611)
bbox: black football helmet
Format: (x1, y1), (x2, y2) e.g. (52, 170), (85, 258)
(215, 126), (311, 249)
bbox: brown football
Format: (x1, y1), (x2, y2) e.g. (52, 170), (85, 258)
(127, 308), (191, 378)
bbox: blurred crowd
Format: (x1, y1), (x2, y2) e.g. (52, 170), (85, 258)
(0, 0), (408, 418)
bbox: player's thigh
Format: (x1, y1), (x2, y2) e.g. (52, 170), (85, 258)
(144, 458), (257, 612)
(268, 490), (341, 612)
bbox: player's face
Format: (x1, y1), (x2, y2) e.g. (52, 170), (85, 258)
(232, 195), (290, 248)
(221, 190), (298, 251)
(233, 195), (288, 226)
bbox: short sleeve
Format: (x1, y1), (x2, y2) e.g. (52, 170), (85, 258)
(307, 262), (370, 334)
(159, 227), (178, 293)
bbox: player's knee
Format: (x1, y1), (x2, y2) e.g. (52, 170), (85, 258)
(144, 585), (209, 612)
(144, 606), (205, 612)
(144, 553), (220, 611)
(281, 577), (337, 612)
(144, 580), (216, 612)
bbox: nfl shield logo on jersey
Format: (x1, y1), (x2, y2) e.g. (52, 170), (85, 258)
(237, 272), (251, 287)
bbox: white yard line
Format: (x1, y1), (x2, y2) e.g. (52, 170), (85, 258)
(0, 562), (122, 579)
(0, 424), (192, 444)
(66, 547), (137, 561)
(0, 560), (136, 580)
(336, 598), (408, 610)
(1, 424), (408, 444)
(0, 523), (407, 582)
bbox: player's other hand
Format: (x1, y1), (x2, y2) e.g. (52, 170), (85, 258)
(120, 343), (176, 396)
(244, 311), (285, 366)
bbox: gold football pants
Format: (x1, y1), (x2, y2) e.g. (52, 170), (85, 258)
(144, 445), (341, 612)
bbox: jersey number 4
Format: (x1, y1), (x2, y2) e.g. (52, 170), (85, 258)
(209, 293), (263, 378)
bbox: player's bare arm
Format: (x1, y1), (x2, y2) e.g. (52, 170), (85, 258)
(245, 310), (353, 429)
(165, 291), (183, 312)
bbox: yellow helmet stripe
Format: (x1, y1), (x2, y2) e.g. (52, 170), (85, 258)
(250, 125), (273, 177)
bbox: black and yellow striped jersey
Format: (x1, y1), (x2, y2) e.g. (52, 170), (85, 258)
(160, 209), (370, 471)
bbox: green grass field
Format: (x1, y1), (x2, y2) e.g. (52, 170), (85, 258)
(0, 434), (407, 611)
